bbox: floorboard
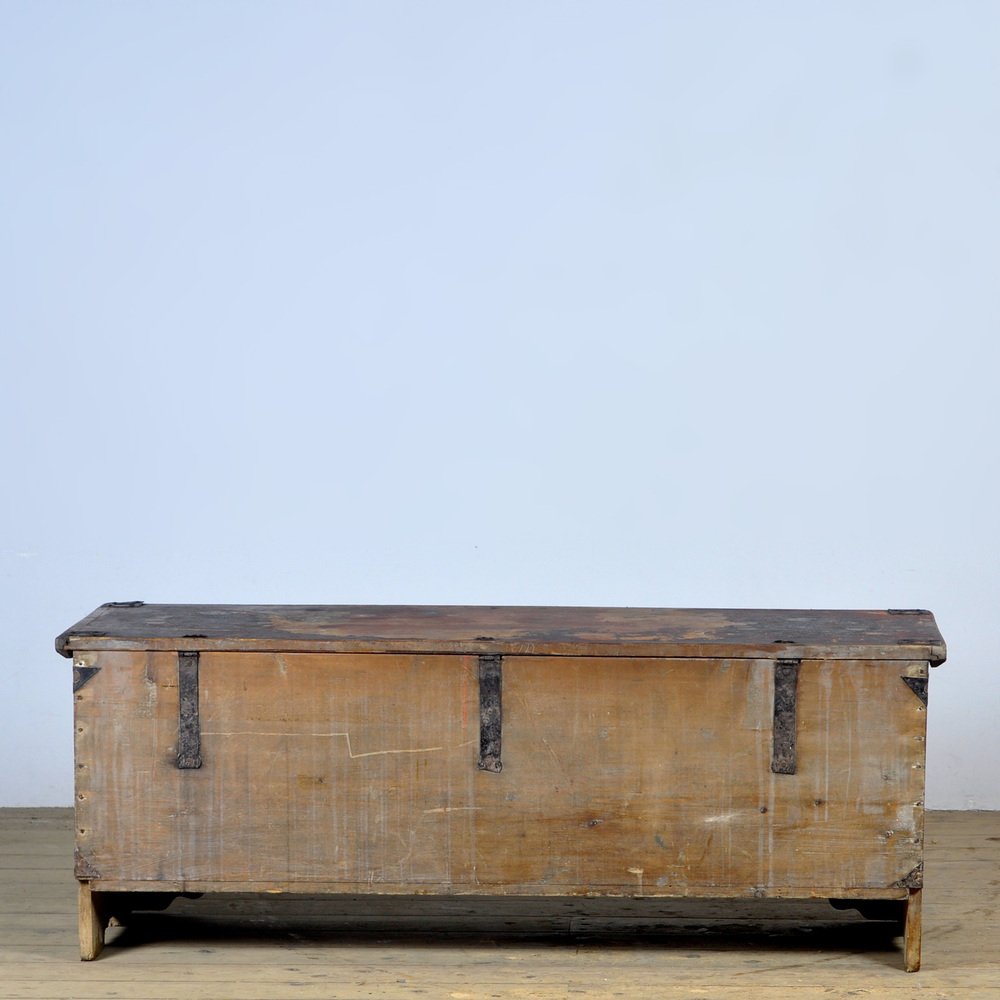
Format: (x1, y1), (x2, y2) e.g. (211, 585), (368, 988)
(0, 809), (997, 999)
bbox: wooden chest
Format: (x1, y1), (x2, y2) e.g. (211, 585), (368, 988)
(56, 604), (946, 969)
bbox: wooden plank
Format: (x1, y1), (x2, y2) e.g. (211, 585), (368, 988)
(0, 872), (74, 884)
(1, 934), (998, 988)
(56, 604), (947, 663)
(74, 652), (925, 893)
(0, 855), (74, 869)
(0, 808), (74, 822)
(4, 936), (998, 977)
(3, 987), (997, 1000)
(153, 990), (975, 998)
(83, 881), (914, 899)
(77, 883), (104, 960)
(903, 887), (922, 972)
(115, 906), (1000, 927)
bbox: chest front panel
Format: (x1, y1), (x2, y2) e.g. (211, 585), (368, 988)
(73, 650), (927, 893)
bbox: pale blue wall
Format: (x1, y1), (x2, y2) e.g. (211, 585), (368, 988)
(2, 1), (997, 806)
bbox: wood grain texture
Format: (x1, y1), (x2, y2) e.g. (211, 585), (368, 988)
(77, 883), (103, 960)
(74, 651), (927, 895)
(2, 809), (999, 996)
(904, 888), (922, 972)
(56, 604), (947, 663)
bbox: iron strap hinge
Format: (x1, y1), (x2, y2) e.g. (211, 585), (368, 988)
(73, 665), (100, 692)
(478, 654), (503, 773)
(771, 658), (801, 775)
(176, 651), (203, 769)
(901, 675), (929, 705)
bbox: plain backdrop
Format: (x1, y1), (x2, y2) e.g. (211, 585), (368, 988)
(1, 1), (997, 808)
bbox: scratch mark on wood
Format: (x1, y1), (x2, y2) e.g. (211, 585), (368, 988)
(200, 730), (444, 758)
(704, 812), (740, 824)
(539, 735), (563, 768)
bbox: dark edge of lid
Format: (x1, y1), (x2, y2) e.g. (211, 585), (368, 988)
(56, 602), (145, 658)
(55, 603), (947, 665)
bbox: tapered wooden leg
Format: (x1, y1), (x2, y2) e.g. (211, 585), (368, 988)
(904, 887), (922, 972)
(78, 882), (106, 961)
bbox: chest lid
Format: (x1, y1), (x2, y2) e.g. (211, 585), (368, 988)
(56, 604), (946, 664)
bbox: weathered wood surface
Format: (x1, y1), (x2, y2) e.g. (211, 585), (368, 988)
(74, 651), (926, 893)
(57, 604), (947, 663)
(903, 887), (922, 972)
(76, 883), (103, 961)
(2, 809), (999, 997)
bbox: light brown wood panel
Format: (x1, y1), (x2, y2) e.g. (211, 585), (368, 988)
(472, 656), (924, 891)
(76, 651), (479, 885)
(75, 652), (924, 894)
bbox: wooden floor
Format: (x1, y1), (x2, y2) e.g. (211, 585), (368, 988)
(1, 810), (998, 999)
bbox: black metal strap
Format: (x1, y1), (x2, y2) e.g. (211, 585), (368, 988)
(901, 675), (928, 705)
(771, 659), (800, 775)
(73, 665), (100, 692)
(176, 651), (203, 769)
(478, 654), (502, 773)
